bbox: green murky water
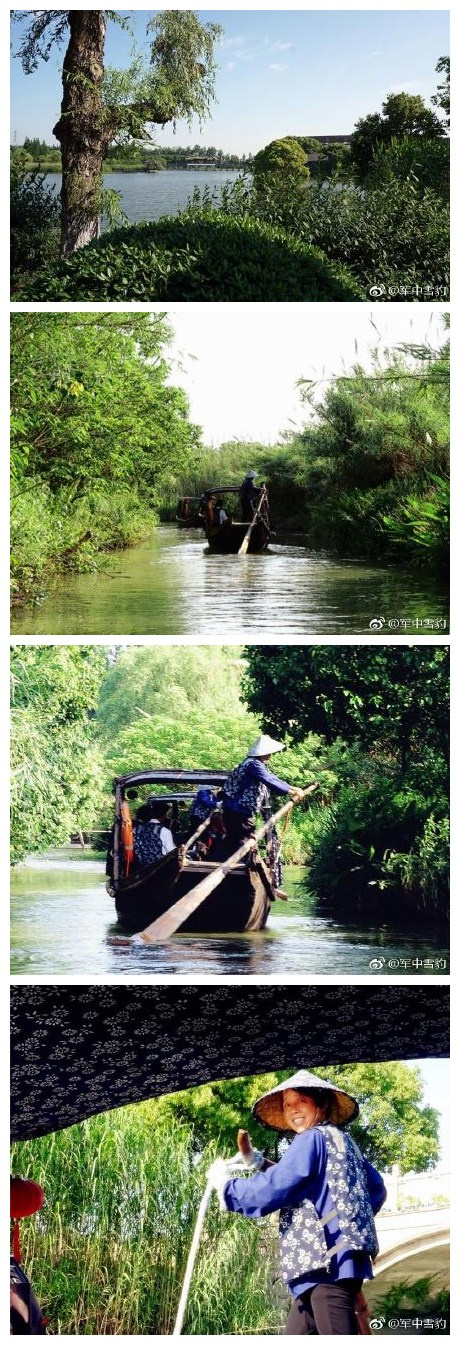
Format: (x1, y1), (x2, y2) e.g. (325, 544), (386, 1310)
(10, 853), (449, 978)
(11, 528), (448, 638)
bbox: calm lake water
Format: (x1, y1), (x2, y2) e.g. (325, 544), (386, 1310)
(10, 853), (448, 979)
(11, 527), (449, 638)
(44, 169), (241, 225)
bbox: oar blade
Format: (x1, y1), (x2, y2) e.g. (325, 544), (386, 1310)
(138, 883), (216, 942)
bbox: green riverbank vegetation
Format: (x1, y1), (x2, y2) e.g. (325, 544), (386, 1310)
(11, 1062), (440, 1333)
(10, 313), (449, 607)
(10, 7), (449, 300)
(10, 645), (449, 925)
(10, 312), (201, 605)
(11, 138), (250, 172)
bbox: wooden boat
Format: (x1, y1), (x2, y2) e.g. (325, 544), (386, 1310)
(176, 496), (204, 528)
(202, 484), (271, 554)
(106, 769), (276, 934)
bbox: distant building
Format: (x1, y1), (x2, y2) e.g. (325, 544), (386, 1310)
(308, 135), (351, 144)
(185, 158), (217, 169)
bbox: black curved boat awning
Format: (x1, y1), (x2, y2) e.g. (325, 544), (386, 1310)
(114, 769), (229, 790)
(11, 986), (448, 1142)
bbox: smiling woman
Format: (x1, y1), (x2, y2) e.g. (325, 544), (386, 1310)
(211, 1069), (386, 1335)
(10, 987), (448, 1334)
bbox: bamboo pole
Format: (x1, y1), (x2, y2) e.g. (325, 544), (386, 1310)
(172, 1182), (213, 1336)
(238, 486), (268, 556)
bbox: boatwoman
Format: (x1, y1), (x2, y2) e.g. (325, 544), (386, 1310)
(222, 735), (304, 848)
(239, 469), (261, 521)
(207, 1069), (386, 1335)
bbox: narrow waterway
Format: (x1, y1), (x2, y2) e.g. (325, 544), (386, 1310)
(11, 527), (448, 637)
(10, 853), (449, 978)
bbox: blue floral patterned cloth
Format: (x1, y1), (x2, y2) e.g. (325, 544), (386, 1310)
(11, 987), (448, 1142)
(134, 821), (165, 867)
(223, 1123), (386, 1296)
(223, 757), (291, 816)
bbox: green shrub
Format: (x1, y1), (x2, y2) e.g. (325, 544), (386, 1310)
(253, 137), (310, 184)
(306, 781), (447, 918)
(383, 815), (450, 916)
(15, 211), (364, 301)
(187, 175), (449, 299)
(10, 154), (60, 279)
(366, 135), (450, 201)
(10, 483), (155, 603)
(382, 473), (449, 570)
(282, 181), (449, 298)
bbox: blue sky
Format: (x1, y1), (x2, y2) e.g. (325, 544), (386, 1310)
(10, 9), (449, 154)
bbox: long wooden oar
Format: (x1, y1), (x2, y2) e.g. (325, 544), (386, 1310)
(180, 810), (220, 856)
(134, 784), (318, 944)
(237, 486), (267, 556)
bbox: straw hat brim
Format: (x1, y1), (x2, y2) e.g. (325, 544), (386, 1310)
(247, 735), (285, 758)
(252, 1069), (359, 1130)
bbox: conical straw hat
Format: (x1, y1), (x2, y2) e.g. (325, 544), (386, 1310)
(247, 735), (285, 758)
(252, 1069), (359, 1130)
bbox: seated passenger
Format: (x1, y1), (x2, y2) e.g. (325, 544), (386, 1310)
(204, 494), (216, 531)
(215, 498), (228, 526)
(189, 787), (219, 832)
(206, 810), (227, 861)
(134, 800), (175, 868)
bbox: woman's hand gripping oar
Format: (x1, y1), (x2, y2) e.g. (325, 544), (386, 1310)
(172, 1131), (264, 1336)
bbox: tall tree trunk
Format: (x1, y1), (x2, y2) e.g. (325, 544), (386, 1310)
(53, 11), (107, 257)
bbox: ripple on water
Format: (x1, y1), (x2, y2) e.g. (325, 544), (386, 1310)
(10, 858), (449, 978)
(11, 528), (449, 637)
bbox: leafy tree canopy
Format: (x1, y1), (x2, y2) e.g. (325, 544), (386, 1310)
(242, 647), (449, 767)
(10, 647), (107, 862)
(96, 646), (248, 739)
(431, 56), (450, 128)
(11, 311), (200, 498)
(146, 1061), (440, 1174)
(253, 137), (310, 181)
(12, 10), (222, 134)
(350, 85), (446, 180)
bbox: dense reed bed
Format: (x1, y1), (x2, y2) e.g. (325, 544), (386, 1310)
(11, 1103), (283, 1335)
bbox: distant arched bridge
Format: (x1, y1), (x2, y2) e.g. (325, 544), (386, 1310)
(374, 1206), (449, 1277)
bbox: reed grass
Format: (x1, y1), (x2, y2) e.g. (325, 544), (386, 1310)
(11, 1102), (285, 1335)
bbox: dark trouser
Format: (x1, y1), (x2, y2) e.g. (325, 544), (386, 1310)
(284, 1279), (362, 1335)
(222, 807), (255, 851)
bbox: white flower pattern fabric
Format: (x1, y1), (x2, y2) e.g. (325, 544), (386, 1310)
(11, 986), (448, 1141)
(279, 1126), (379, 1280)
(223, 759), (270, 814)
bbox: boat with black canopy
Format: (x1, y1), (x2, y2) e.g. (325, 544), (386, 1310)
(176, 496), (204, 528)
(202, 484), (272, 554)
(106, 768), (278, 934)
